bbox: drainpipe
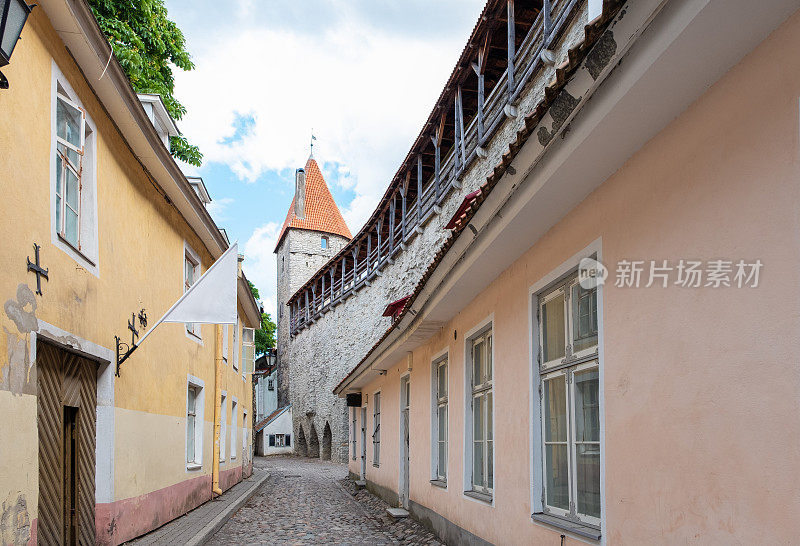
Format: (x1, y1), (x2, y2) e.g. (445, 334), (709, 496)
(212, 324), (223, 496)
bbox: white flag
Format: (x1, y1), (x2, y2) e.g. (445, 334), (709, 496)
(137, 243), (239, 347)
(163, 242), (238, 324)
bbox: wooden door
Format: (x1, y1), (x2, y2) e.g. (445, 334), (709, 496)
(37, 341), (96, 545)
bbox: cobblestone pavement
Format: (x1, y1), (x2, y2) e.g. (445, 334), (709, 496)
(208, 456), (443, 545)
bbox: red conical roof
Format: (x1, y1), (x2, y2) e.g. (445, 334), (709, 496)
(274, 157), (352, 252)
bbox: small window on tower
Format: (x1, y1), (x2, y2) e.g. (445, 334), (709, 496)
(321, 236), (329, 249)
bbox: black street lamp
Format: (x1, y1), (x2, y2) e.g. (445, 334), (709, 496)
(0, 0), (34, 89)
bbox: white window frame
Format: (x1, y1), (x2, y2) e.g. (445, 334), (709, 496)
(186, 375), (205, 470)
(50, 61), (99, 276)
(430, 348), (449, 485)
(372, 392), (381, 467)
(242, 410), (249, 462)
(538, 274), (600, 527)
(230, 398), (238, 460)
(184, 242), (202, 342)
(540, 278), (599, 372)
(529, 241), (605, 536)
(464, 321), (493, 499)
(241, 325), (255, 375)
(219, 392), (227, 462)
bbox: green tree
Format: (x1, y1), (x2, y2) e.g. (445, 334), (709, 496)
(88, 0), (202, 166)
(248, 281), (276, 355)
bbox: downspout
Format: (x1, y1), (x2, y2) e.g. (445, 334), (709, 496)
(212, 324), (223, 496)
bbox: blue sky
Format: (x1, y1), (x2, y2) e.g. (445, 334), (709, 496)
(164, 0), (484, 316)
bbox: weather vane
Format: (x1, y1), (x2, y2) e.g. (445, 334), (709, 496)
(310, 131), (316, 157)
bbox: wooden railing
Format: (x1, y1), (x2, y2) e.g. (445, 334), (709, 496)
(291, 0), (581, 335)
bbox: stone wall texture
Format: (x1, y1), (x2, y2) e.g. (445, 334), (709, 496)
(278, 6), (589, 463)
(276, 228), (349, 454)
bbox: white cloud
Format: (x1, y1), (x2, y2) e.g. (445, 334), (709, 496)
(206, 197), (234, 221)
(173, 6), (479, 234)
(242, 221), (281, 318)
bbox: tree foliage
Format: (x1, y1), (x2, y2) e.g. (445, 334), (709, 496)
(248, 282), (276, 355)
(88, 0), (202, 166)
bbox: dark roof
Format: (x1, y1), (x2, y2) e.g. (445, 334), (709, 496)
(254, 405), (291, 432)
(335, 1), (623, 394)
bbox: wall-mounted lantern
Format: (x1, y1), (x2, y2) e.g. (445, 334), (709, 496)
(0, 0), (34, 89)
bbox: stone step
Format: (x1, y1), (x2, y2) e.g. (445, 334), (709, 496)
(386, 507), (409, 519)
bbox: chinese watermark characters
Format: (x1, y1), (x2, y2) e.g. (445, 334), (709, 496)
(613, 259), (762, 288)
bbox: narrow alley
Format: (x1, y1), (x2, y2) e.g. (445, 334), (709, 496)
(206, 457), (442, 545)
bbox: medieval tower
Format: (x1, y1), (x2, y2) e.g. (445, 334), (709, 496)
(275, 156), (351, 460)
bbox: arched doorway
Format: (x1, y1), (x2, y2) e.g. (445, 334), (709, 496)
(296, 425), (308, 457)
(308, 423), (320, 458)
(321, 422), (332, 460)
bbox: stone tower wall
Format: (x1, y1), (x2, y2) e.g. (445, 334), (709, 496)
(281, 12), (590, 463)
(276, 228), (349, 448)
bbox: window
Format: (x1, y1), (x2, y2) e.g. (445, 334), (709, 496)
(55, 94), (85, 249)
(431, 355), (448, 483)
(220, 394), (227, 462)
(372, 392), (381, 466)
(230, 399), (238, 459)
(51, 65), (99, 273)
(184, 246), (200, 338)
(468, 329), (493, 496)
(267, 378), (275, 391)
(241, 327), (255, 374)
(270, 434), (290, 447)
(321, 236), (329, 249)
(186, 377), (204, 469)
(187, 385), (198, 465)
(242, 410), (248, 460)
(538, 275), (600, 527)
(352, 408), (357, 460)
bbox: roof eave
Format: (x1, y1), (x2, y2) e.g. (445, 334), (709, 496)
(42, 0), (228, 258)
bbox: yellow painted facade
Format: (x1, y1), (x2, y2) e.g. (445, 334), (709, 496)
(0, 6), (259, 545)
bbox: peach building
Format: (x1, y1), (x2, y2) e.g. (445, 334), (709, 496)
(329, 0), (800, 543)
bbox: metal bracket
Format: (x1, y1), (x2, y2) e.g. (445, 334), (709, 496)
(115, 308), (147, 376)
(115, 335), (138, 377)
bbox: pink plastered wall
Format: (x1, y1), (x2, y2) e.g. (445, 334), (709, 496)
(348, 8), (800, 545)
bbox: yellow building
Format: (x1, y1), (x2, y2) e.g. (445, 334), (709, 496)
(0, 1), (261, 544)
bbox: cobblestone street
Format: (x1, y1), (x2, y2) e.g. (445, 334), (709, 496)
(207, 456), (443, 545)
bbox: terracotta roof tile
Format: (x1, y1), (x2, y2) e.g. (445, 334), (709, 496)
(274, 158), (352, 252)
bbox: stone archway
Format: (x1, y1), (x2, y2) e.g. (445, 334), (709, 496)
(321, 422), (332, 460)
(296, 425), (308, 457)
(308, 423), (320, 458)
